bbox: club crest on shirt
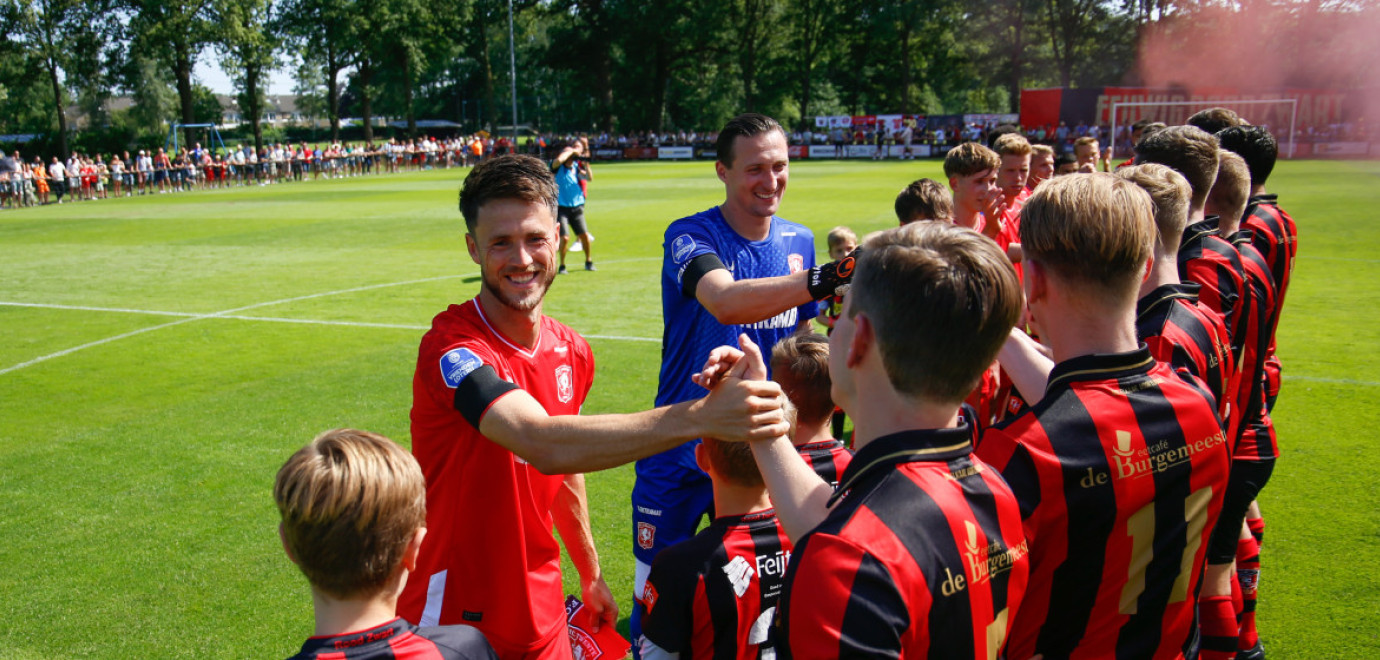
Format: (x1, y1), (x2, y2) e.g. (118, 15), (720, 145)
(788, 253), (804, 273)
(439, 348), (483, 389)
(637, 521), (656, 550)
(672, 234), (696, 264)
(556, 364), (574, 403)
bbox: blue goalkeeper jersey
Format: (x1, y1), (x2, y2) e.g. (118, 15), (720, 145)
(656, 206), (817, 409)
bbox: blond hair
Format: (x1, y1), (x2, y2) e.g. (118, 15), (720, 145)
(1030, 144), (1055, 158)
(1115, 164), (1192, 256)
(827, 226), (858, 251)
(1207, 150), (1251, 231)
(771, 333), (834, 428)
(1020, 173), (1156, 301)
(274, 429), (426, 599)
(993, 133), (1032, 157)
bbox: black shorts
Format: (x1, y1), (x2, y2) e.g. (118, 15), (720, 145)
(1207, 458), (1274, 564)
(557, 205), (588, 236)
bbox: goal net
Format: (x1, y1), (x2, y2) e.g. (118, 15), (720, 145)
(1109, 98), (1298, 161)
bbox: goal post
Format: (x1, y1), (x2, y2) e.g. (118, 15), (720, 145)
(1109, 98), (1298, 161)
(165, 123), (230, 157)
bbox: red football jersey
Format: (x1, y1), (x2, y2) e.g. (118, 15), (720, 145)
(399, 299), (595, 656)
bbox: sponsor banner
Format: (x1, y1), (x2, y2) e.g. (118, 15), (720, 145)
(658, 146), (694, 160)
(852, 115), (877, 128)
(593, 149), (622, 160)
(696, 148), (718, 159)
(1313, 141), (1371, 156)
(808, 145), (837, 158)
(788, 145), (808, 158)
(963, 113), (1020, 127)
(887, 144), (932, 158)
(815, 116), (829, 128)
(827, 115), (852, 128)
(876, 114), (905, 132)
(845, 144), (877, 158)
(623, 147), (657, 159)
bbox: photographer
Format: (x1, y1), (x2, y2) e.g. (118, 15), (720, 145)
(551, 139), (595, 273)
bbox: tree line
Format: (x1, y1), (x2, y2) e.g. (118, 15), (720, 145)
(2, 0), (1375, 159)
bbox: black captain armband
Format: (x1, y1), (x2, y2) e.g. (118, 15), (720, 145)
(806, 247), (861, 301)
(681, 253), (728, 298)
(452, 364), (520, 429)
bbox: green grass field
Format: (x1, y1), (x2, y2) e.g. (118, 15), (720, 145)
(1, 159), (1376, 658)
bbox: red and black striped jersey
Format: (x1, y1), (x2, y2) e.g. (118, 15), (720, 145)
(795, 439), (853, 488)
(1136, 282), (1235, 426)
(640, 509), (791, 660)
(1231, 233), (1279, 462)
(1241, 194), (1297, 314)
(1178, 217), (1247, 365)
(779, 426), (1028, 659)
(976, 347), (1230, 660)
(288, 618), (498, 660)
(1242, 194), (1298, 403)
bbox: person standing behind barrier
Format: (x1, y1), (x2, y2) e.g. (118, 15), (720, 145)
(552, 140), (594, 274)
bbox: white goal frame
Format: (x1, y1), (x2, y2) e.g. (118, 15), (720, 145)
(1109, 98), (1297, 161)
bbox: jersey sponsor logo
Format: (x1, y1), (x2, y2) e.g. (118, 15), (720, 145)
(637, 521), (656, 550)
(755, 549), (791, 579)
(672, 234), (696, 264)
(961, 520), (1028, 588)
(636, 506), (663, 516)
(1110, 428), (1227, 481)
(439, 347), (484, 388)
(556, 364), (575, 403)
(788, 253), (804, 273)
(743, 308), (797, 331)
(723, 555), (755, 597)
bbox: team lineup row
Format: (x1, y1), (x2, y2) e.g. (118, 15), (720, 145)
(272, 109), (1294, 660)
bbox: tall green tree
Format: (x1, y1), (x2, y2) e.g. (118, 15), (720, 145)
(277, 0), (362, 143)
(217, 0), (278, 152)
(5, 0), (117, 157)
(127, 0), (222, 148)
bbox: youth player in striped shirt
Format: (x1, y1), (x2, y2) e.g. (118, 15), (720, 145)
(639, 423), (794, 660)
(702, 221), (1030, 658)
(276, 429), (497, 660)
(1117, 163), (1235, 416)
(770, 333), (852, 487)
(1202, 152), (1280, 660)
(978, 173), (1231, 659)
(1137, 126), (1250, 439)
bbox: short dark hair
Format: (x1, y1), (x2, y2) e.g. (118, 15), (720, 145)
(895, 178), (953, 224)
(1134, 125), (1219, 208)
(458, 155), (557, 234)
(716, 113), (784, 168)
(849, 222), (1023, 403)
(1216, 124), (1278, 189)
(1187, 107), (1243, 136)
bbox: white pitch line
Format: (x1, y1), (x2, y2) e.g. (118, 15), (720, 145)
(0, 265), (668, 375)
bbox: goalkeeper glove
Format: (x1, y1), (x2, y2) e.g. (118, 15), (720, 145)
(807, 248), (860, 301)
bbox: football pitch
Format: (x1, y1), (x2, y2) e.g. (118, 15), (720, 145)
(0, 159), (1376, 658)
